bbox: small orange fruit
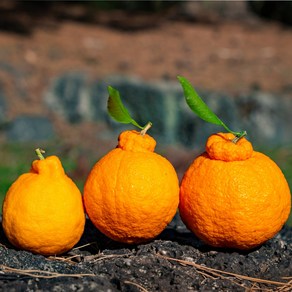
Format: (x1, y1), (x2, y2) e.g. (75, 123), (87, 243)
(83, 130), (179, 244)
(179, 133), (291, 250)
(2, 149), (85, 255)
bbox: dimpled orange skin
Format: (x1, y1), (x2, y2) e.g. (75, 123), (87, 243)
(83, 130), (179, 244)
(179, 133), (291, 250)
(2, 156), (86, 256)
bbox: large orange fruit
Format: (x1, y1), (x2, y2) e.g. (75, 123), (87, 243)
(2, 151), (85, 255)
(179, 133), (291, 250)
(83, 130), (179, 244)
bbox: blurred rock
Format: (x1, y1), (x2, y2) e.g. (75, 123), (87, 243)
(177, 1), (253, 24)
(44, 73), (292, 149)
(45, 72), (92, 124)
(0, 86), (6, 124)
(95, 76), (181, 145)
(7, 116), (55, 142)
(236, 92), (292, 147)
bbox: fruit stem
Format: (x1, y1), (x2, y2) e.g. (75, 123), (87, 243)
(35, 148), (45, 160)
(140, 122), (152, 136)
(232, 131), (247, 144)
(221, 122), (247, 144)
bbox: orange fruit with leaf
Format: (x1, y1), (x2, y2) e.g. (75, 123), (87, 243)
(83, 87), (179, 244)
(2, 149), (85, 255)
(178, 77), (291, 250)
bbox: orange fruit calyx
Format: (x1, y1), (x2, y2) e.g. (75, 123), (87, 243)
(30, 148), (65, 176)
(206, 132), (253, 162)
(118, 130), (156, 153)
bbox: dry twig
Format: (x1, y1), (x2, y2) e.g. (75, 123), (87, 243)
(157, 254), (291, 291)
(124, 280), (150, 292)
(47, 255), (81, 265)
(0, 243), (8, 249)
(84, 252), (133, 263)
(72, 242), (98, 250)
(0, 265), (95, 279)
(277, 279), (292, 292)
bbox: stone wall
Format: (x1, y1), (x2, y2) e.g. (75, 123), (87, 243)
(1, 73), (291, 150)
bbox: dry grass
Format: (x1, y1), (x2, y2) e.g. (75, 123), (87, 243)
(0, 264), (95, 279)
(157, 254), (292, 291)
(124, 280), (150, 292)
(0, 250), (291, 292)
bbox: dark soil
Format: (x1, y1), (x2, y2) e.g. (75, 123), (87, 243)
(0, 214), (291, 292)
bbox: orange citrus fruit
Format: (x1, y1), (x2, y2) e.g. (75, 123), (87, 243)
(2, 150), (85, 255)
(83, 130), (179, 244)
(179, 132), (291, 250)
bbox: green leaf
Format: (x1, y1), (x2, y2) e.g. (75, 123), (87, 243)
(107, 86), (143, 129)
(177, 76), (224, 126)
(177, 76), (239, 135)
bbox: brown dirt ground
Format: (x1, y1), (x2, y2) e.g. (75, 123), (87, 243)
(0, 10), (291, 120)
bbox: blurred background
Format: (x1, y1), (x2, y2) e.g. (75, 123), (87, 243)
(0, 1), (291, 224)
